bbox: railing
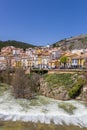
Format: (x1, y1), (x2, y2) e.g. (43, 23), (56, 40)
(48, 68), (87, 73)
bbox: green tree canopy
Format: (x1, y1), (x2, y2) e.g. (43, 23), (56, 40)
(60, 56), (68, 68)
(0, 40), (35, 51)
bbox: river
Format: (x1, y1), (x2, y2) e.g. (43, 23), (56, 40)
(0, 90), (87, 130)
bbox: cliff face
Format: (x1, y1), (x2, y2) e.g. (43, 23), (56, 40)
(76, 85), (87, 101)
(40, 78), (70, 100)
(52, 34), (87, 50)
(39, 73), (87, 101)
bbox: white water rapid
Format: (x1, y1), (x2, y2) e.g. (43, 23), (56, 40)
(0, 90), (87, 127)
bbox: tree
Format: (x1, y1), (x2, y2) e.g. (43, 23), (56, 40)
(0, 40), (35, 51)
(60, 56), (68, 68)
(0, 68), (12, 85)
(12, 68), (32, 99)
(12, 69), (41, 99)
(29, 73), (41, 93)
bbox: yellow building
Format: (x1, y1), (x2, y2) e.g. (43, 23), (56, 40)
(28, 58), (33, 68)
(62, 52), (85, 68)
(71, 55), (85, 67)
(49, 60), (59, 69)
(37, 56), (42, 68)
(15, 60), (22, 68)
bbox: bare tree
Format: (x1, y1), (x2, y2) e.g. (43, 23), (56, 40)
(29, 73), (41, 93)
(12, 68), (32, 99)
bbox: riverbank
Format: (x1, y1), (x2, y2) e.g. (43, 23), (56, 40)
(40, 73), (87, 101)
(0, 121), (87, 130)
(0, 69), (87, 101)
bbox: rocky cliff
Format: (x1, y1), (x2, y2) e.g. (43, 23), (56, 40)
(39, 73), (87, 101)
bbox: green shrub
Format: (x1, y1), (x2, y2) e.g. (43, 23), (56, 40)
(68, 77), (86, 99)
(68, 82), (83, 98)
(0, 70), (12, 85)
(0, 83), (9, 95)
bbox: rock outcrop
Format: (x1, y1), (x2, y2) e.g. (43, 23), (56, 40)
(40, 78), (70, 100)
(39, 75), (87, 101)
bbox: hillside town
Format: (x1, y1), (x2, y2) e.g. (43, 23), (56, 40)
(0, 45), (87, 71)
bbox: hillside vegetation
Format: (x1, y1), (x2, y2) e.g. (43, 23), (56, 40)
(40, 73), (87, 100)
(52, 34), (87, 50)
(0, 40), (35, 50)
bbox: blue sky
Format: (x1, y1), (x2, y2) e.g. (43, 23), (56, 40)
(0, 0), (87, 46)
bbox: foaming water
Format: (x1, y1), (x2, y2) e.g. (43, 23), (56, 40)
(0, 91), (87, 127)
